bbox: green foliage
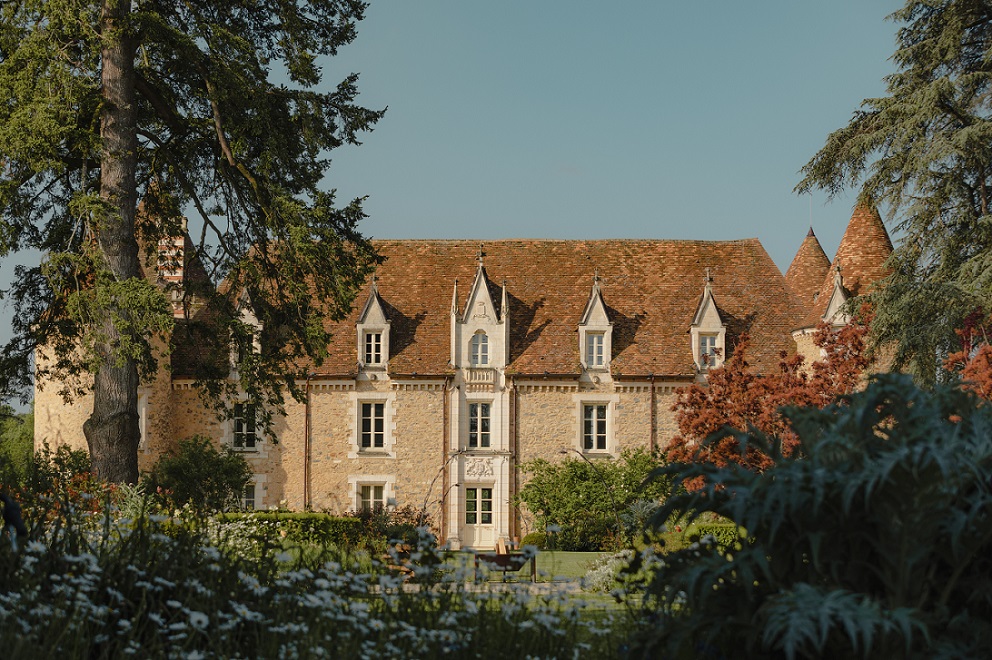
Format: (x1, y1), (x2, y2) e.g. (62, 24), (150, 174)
(797, 1), (992, 383)
(145, 436), (252, 514)
(517, 448), (670, 551)
(0, 0), (384, 481)
(216, 511), (365, 547)
(520, 531), (547, 550)
(629, 375), (992, 658)
(0, 406), (33, 486)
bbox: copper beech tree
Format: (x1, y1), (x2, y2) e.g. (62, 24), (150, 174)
(945, 311), (992, 400)
(667, 318), (869, 484)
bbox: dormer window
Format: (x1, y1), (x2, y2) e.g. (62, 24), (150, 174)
(578, 274), (613, 372)
(356, 277), (390, 370)
(586, 332), (605, 368)
(364, 331), (383, 366)
(471, 331), (489, 366)
(699, 333), (719, 368)
(690, 269), (727, 371)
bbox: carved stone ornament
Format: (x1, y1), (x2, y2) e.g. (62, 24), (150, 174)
(473, 301), (489, 320)
(465, 458), (494, 478)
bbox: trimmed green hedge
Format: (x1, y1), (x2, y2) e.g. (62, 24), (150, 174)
(658, 522), (744, 554)
(216, 512), (365, 547)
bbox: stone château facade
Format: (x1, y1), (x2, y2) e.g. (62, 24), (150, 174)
(34, 207), (892, 549)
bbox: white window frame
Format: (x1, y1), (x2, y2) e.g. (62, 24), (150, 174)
(242, 482), (257, 510)
(468, 402), (492, 449)
(465, 485), (494, 525)
(699, 333), (719, 368)
(586, 332), (605, 368)
(232, 402), (258, 451)
(470, 331), (489, 366)
(360, 401), (386, 450)
(348, 475), (396, 512)
(582, 403), (608, 452)
(572, 393), (618, 455)
(364, 331), (383, 366)
(348, 392), (396, 458)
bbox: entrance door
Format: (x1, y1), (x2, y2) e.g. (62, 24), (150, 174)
(463, 485), (495, 548)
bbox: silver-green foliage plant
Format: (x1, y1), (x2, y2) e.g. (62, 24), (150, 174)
(0, 499), (630, 659)
(629, 375), (992, 659)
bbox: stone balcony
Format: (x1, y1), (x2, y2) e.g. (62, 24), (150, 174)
(464, 367), (496, 388)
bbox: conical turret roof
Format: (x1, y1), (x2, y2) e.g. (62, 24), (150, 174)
(785, 227), (830, 308)
(799, 205), (893, 329)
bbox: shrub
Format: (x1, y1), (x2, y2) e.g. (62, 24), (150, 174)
(516, 448), (670, 551)
(216, 512), (365, 547)
(145, 436), (252, 514)
(629, 375), (992, 658)
(520, 532), (546, 550)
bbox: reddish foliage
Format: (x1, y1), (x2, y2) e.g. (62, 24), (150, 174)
(945, 310), (992, 400)
(667, 318), (869, 486)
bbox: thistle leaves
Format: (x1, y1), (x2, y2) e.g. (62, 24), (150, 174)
(633, 375), (992, 658)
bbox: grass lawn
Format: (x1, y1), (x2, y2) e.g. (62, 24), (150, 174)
(455, 550), (610, 582)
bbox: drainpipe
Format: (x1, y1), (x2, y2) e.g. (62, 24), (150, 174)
(649, 374), (657, 453)
(304, 372), (314, 510)
(441, 375), (452, 543)
(509, 377), (519, 542)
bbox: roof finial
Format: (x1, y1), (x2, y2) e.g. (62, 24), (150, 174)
(593, 268), (600, 284)
(476, 243), (485, 265)
(705, 267), (712, 283)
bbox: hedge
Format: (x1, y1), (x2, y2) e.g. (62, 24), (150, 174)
(216, 512), (365, 547)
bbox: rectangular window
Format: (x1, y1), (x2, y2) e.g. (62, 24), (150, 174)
(470, 332), (489, 366)
(359, 484), (385, 512)
(364, 332), (382, 365)
(361, 402), (385, 449)
(700, 334), (718, 366)
(586, 332), (605, 367)
(468, 402), (491, 448)
(233, 403), (256, 449)
(243, 483), (256, 510)
(465, 487), (493, 525)
(583, 404), (608, 451)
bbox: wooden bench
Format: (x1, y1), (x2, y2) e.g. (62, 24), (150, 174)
(473, 538), (536, 582)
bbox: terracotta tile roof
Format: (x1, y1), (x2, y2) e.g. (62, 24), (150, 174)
(800, 205), (893, 329)
(307, 239), (805, 378)
(785, 228), (830, 308)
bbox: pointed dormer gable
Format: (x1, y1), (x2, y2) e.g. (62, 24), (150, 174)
(454, 245), (506, 369)
(579, 274), (613, 371)
(690, 269), (727, 371)
(356, 276), (390, 370)
(821, 266), (851, 326)
(785, 227), (831, 308)
(799, 204), (893, 330)
(462, 250), (501, 324)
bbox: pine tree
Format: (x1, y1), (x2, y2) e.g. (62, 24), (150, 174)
(797, 1), (992, 384)
(0, 1), (384, 482)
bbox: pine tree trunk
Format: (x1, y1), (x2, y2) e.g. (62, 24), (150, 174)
(83, 0), (141, 484)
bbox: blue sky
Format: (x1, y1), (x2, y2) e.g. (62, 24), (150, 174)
(1, 1), (904, 394)
(322, 0), (903, 270)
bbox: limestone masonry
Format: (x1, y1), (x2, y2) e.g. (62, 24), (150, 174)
(35, 206), (892, 549)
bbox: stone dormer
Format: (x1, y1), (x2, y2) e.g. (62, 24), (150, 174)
(690, 269), (727, 371)
(451, 246), (507, 372)
(785, 227), (831, 309)
(578, 273), (613, 375)
(821, 266), (851, 326)
(356, 276), (390, 372)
